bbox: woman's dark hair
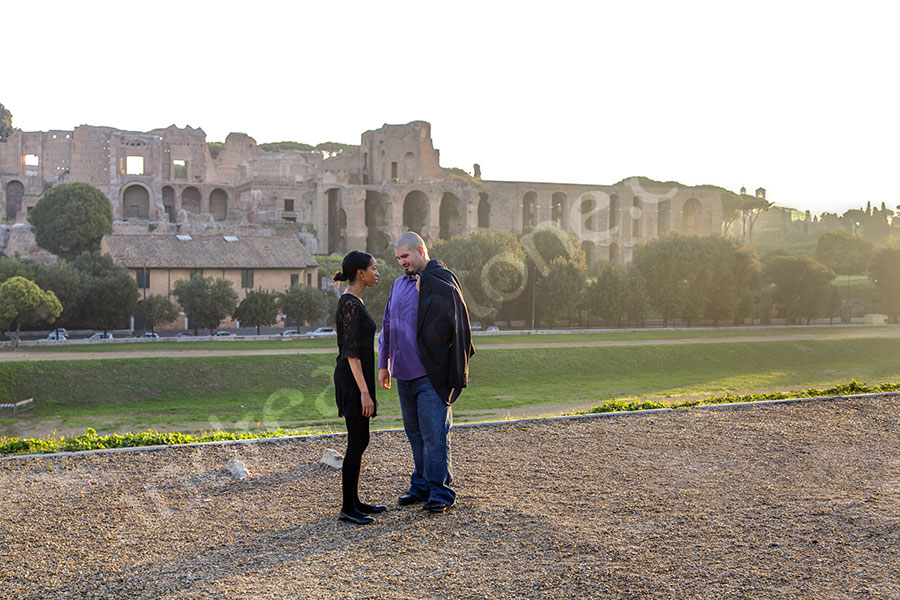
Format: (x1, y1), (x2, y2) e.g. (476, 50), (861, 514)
(333, 250), (374, 282)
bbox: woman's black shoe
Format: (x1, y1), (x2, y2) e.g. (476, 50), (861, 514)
(357, 502), (387, 514)
(339, 511), (374, 525)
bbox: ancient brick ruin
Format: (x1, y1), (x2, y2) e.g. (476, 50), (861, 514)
(0, 120), (726, 266)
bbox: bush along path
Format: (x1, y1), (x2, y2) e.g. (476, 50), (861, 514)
(2, 380), (898, 458)
(577, 379), (900, 414)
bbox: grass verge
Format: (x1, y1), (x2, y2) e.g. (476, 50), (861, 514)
(4, 337), (900, 454)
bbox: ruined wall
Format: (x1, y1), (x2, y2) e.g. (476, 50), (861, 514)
(1, 119), (730, 265)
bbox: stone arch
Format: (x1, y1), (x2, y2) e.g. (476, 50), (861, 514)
(5, 180), (25, 221)
(658, 199), (671, 235)
(522, 191), (537, 229)
(439, 192), (462, 240)
(365, 190), (390, 256)
(162, 186), (175, 222)
(682, 197), (701, 234)
(552, 192), (568, 230)
(209, 188), (228, 221)
(327, 188), (346, 254)
(123, 183), (151, 219)
(580, 194), (597, 233)
(182, 186), (201, 214)
(402, 152), (416, 183)
(478, 193), (490, 228)
(403, 190), (429, 233)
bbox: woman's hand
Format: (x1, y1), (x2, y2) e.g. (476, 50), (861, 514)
(361, 391), (375, 417)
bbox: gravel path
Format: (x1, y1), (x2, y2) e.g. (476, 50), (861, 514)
(2, 396), (899, 599)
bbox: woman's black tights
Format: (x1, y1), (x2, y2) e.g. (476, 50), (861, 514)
(341, 415), (370, 515)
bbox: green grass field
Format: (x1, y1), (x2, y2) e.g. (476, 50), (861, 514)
(3, 334), (900, 439)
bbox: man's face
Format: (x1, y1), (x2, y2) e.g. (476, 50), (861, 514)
(395, 244), (425, 275)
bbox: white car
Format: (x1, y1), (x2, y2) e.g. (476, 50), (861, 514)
(308, 327), (336, 337)
(486, 326), (500, 333)
(214, 331), (237, 337)
(87, 332), (113, 340)
(37, 332), (68, 342)
(281, 329), (300, 337)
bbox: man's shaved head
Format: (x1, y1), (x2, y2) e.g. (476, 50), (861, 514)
(394, 231), (429, 275)
(395, 231), (426, 252)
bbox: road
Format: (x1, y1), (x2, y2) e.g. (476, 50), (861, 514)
(2, 326), (899, 362)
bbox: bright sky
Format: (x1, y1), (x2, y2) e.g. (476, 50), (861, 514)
(5, 0), (898, 215)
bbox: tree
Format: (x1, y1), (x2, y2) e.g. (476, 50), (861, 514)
(588, 263), (627, 325)
(631, 234), (696, 327)
(868, 247), (900, 322)
(0, 102), (13, 142)
(278, 284), (327, 328)
(27, 183), (113, 259)
(0, 277), (63, 349)
(816, 230), (875, 322)
(67, 251), (139, 333)
(764, 255), (836, 324)
(433, 230), (527, 323)
(623, 267), (649, 326)
(173, 274), (238, 335)
(83, 269), (139, 334)
(136, 294), (179, 335)
(30, 260), (84, 332)
(815, 231), (875, 276)
(0, 256), (86, 333)
(233, 289), (279, 335)
(737, 194), (774, 242)
(534, 257), (585, 328)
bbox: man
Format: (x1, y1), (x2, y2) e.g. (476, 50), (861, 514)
(379, 231), (475, 513)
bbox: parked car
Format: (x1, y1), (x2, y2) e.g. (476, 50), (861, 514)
(175, 331), (194, 338)
(486, 326), (500, 333)
(214, 331), (237, 337)
(281, 329), (300, 337)
(37, 332), (68, 342)
(136, 332), (159, 339)
(471, 322), (483, 331)
(87, 332), (113, 340)
(308, 326), (336, 337)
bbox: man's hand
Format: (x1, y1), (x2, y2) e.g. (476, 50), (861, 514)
(379, 368), (391, 390)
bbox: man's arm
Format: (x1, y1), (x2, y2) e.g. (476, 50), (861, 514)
(378, 282), (393, 389)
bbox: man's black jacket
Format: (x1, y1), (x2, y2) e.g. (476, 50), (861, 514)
(416, 259), (475, 405)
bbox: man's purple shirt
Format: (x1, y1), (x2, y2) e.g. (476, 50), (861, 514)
(378, 274), (428, 381)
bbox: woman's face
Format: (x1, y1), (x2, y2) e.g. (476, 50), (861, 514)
(357, 258), (379, 287)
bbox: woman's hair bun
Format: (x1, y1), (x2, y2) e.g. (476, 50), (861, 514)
(333, 270), (348, 282)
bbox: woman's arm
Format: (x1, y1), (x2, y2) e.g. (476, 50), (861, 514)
(347, 357), (374, 417)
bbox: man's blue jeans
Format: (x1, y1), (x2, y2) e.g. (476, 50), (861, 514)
(396, 375), (455, 505)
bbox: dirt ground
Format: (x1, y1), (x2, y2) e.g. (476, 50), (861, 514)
(2, 395), (898, 599)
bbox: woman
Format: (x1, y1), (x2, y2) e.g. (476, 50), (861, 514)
(333, 250), (384, 524)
